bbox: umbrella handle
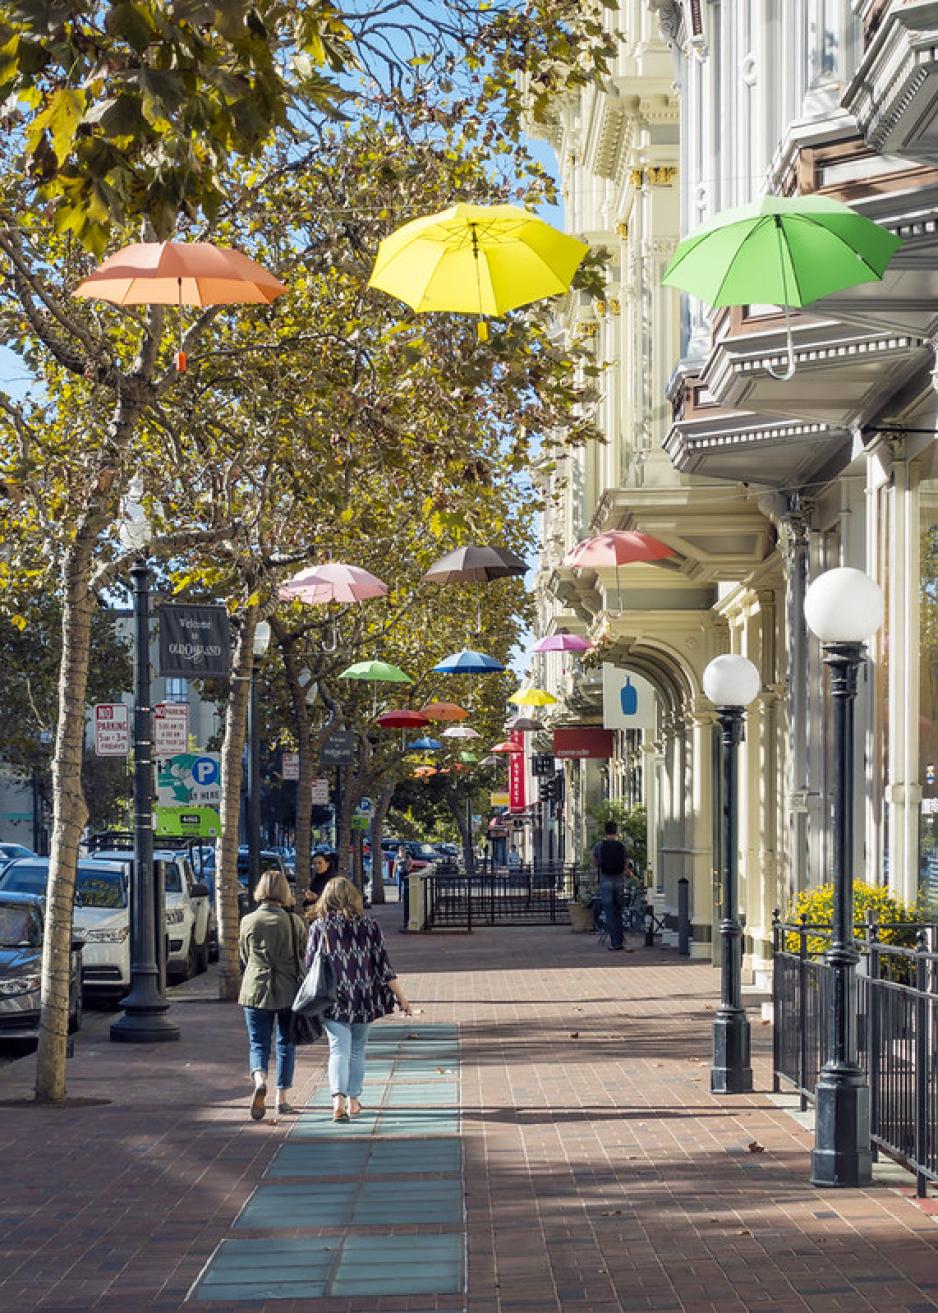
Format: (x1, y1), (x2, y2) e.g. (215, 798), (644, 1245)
(766, 224), (796, 381)
(321, 616), (339, 654)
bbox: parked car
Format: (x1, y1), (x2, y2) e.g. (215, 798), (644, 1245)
(90, 848), (214, 980)
(0, 843), (37, 869)
(380, 839), (439, 873)
(0, 858), (130, 1002)
(0, 892), (82, 1042)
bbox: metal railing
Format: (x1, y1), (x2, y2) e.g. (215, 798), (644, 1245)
(404, 863), (580, 931)
(773, 913), (938, 1195)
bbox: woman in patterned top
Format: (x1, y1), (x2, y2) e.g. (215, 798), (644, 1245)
(306, 875), (412, 1122)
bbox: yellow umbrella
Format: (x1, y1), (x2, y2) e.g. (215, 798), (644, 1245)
(368, 203), (588, 340)
(508, 687), (558, 707)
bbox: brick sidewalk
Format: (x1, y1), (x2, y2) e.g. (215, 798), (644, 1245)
(1, 908), (936, 1313)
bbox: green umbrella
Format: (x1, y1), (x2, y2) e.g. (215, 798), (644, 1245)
(662, 195), (901, 380)
(338, 659), (412, 716)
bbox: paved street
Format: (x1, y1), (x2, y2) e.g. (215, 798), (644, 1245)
(0, 908), (936, 1313)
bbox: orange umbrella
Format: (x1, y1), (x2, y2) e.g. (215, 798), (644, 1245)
(73, 241), (286, 371)
(420, 701), (469, 722)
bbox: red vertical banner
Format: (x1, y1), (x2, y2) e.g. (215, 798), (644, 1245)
(508, 730), (526, 813)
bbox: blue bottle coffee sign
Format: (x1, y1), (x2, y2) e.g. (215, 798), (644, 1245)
(620, 676), (638, 716)
(602, 664), (656, 731)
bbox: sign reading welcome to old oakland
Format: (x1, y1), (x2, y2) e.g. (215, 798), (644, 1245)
(159, 604), (231, 679)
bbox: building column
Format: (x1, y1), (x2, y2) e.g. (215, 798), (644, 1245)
(689, 705), (717, 959)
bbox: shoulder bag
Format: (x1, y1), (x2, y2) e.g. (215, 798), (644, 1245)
(292, 919), (337, 1019)
(284, 912), (325, 1046)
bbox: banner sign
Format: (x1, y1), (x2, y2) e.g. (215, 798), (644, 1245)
(508, 730), (526, 813)
(94, 703), (129, 757)
(320, 731), (357, 766)
(553, 727), (615, 759)
(158, 604), (231, 679)
(154, 805), (220, 838)
(154, 702), (189, 755)
(310, 777), (330, 804)
(602, 664), (657, 731)
(156, 752), (222, 806)
(282, 751), (299, 781)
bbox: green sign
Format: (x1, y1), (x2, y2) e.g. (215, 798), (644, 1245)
(351, 814), (369, 831)
(154, 805), (220, 838)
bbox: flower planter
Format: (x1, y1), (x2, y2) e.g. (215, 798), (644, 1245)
(568, 901), (594, 933)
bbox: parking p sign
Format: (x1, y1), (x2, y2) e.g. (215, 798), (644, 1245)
(156, 752), (222, 806)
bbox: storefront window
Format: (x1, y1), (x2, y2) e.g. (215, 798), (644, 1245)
(919, 479), (938, 914)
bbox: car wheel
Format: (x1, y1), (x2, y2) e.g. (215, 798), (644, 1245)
(194, 936), (209, 975)
(68, 984), (83, 1034)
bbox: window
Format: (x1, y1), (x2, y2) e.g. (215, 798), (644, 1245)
(165, 678), (189, 705)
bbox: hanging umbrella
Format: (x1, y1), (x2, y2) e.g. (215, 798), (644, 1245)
(420, 701), (469, 722)
(73, 240), (287, 372)
(279, 562), (388, 652)
(506, 715), (545, 732)
(279, 563), (388, 604)
(423, 546), (528, 584)
(491, 739), (524, 754)
(508, 687), (558, 707)
(459, 751), (480, 764)
(662, 195), (901, 380)
(413, 765), (438, 778)
(376, 710), (429, 729)
(531, 632), (593, 653)
(339, 659), (412, 716)
(409, 736), (443, 752)
(369, 202), (589, 340)
(434, 649), (505, 673)
(562, 531), (675, 570)
(442, 725), (480, 739)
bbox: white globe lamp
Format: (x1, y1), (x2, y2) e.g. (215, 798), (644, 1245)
(804, 567), (884, 643)
(703, 653), (761, 708)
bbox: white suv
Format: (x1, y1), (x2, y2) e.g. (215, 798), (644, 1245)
(0, 858), (131, 1001)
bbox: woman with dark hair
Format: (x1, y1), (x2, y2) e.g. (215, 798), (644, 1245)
(303, 850), (337, 912)
(306, 875), (412, 1122)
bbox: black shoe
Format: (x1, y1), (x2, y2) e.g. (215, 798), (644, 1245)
(250, 1081), (267, 1120)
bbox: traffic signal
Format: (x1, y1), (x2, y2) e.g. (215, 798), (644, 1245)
(539, 775), (564, 804)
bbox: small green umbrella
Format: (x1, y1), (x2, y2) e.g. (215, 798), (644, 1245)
(662, 195), (901, 380)
(338, 659), (412, 716)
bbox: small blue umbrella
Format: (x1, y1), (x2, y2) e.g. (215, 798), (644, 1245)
(433, 648), (505, 673)
(409, 736), (443, 751)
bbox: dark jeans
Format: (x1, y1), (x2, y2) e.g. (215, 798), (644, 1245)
(599, 878), (626, 949)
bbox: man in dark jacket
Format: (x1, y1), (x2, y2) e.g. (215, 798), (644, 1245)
(592, 820), (629, 951)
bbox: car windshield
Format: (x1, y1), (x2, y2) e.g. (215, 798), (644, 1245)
(163, 864), (183, 893)
(414, 844), (438, 860)
(0, 863), (47, 896)
(0, 904), (41, 947)
(0, 844), (31, 859)
(76, 868), (127, 908)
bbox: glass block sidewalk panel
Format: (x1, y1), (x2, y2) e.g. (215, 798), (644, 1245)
(354, 1177), (463, 1226)
(330, 1232), (464, 1298)
(236, 1181), (358, 1230)
(190, 1237), (337, 1302)
(385, 1081), (458, 1105)
(368, 1137), (462, 1177)
(373, 1107), (459, 1137)
(268, 1136), (462, 1180)
(292, 1109), (380, 1137)
(267, 1140), (370, 1178)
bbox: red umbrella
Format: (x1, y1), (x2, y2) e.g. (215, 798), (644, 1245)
(377, 710), (430, 734)
(562, 530), (675, 569)
(491, 740), (524, 754)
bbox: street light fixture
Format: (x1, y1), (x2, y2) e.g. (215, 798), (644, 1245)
(702, 651), (761, 1094)
(111, 478), (179, 1044)
(247, 619), (272, 906)
(804, 566), (884, 1187)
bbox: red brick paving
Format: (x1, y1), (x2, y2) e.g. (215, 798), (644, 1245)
(0, 907), (936, 1312)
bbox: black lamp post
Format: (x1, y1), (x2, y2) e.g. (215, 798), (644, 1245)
(805, 566), (884, 1187)
(247, 620), (272, 905)
(112, 480), (179, 1043)
(703, 652), (761, 1094)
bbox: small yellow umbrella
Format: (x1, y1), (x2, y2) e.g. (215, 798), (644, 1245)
(368, 202), (588, 340)
(508, 687), (558, 707)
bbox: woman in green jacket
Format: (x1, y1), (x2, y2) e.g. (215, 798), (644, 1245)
(238, 869), (307, 1120)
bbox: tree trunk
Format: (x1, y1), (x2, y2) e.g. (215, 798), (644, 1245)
(274, 626), (313, 894)
(337, 768), (353, 879)
(368, 786), (394, 905)
(448, 789), (472, 869)
(34, 532), (96, 1103)
(216, 610), (256, 1001)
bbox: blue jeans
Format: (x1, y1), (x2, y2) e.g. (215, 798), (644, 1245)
(600, 879), (626, 949)
(243, 1006), (296, 1089)
(323, 1018), (371, 1098)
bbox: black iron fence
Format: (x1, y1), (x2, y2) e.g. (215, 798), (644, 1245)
(403, 863), (581, 931)
(773, 913), (938, 1195)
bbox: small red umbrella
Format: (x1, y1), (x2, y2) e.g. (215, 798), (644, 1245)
(376, 710), (430, 729)
(562, 530), (674, 569)
(491, 740), (524, 754)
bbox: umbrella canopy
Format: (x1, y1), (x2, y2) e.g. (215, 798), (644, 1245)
(73, 241), (287, 306)
(508, 687), (558, 707)
(506, 715), (545, 732)
(459, 751), (480, 764)
(420, 701), (469, 722)
(376, 709), (429, 729)
(433, 649), (506, 674)
(531, 632), (593, 653)
(409, 736), (443, 751)
(423, 545), (528, 584)
(413, 765), (438, 778)
(279, 563), (388, 605)
(491, 739), (524, 754)
(442, 725), (481, 739)
(662, 195), (901, 380)
(369, 203), (589, 326)
(338, 660), (412, 683)
(562, 531), (675, 570)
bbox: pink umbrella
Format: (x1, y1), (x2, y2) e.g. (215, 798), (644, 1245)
(562, 530), (675, 569)
(491, 739), (524, 754)
(279, 563), (388, 604)
(531, 633), (593, 653)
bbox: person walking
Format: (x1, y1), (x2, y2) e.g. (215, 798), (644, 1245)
(239, 869), (308, 1120)
(306, 875), (412, 1122)
(392, 843), (412, 892)
(592, 820), (630, 952)
(303, 850), (337, 912)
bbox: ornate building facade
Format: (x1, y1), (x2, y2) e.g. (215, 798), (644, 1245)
(533, 0), (938, 980)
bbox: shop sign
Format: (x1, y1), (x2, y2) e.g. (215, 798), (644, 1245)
(94, 703), (129, 757)
(552, 727), (615, 759)
(508, 730), (526, 812)
(602, 664), (657, 731)
(490, 791), (510, 807)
